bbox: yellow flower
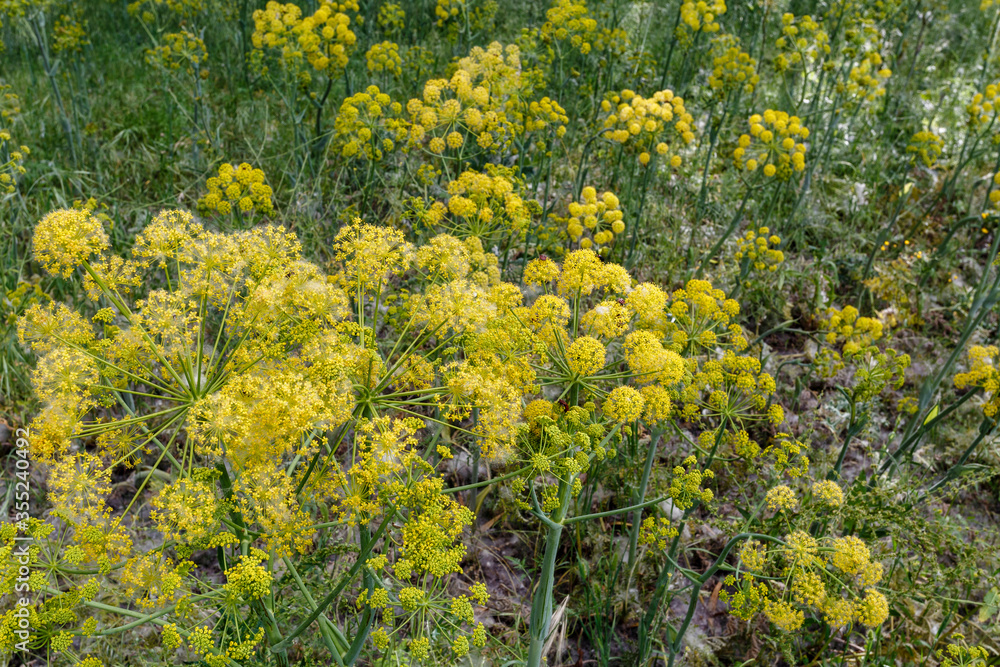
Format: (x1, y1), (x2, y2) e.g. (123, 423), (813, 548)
(603, 385), (645, 423)
(566, 336), (605, 376)
(33, 209), (109, 278)
(765, 484), (798, 511)
(764, 598), (804, 631)
(811, 480), (844, 507)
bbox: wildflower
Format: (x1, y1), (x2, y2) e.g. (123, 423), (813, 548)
(223, 552), (273, 601)
(734, 227), (784, 272)
(764, 598), (804, 631)
(855, 589), (889, 626)
(668, 455), (714, 510)
(734, 110), (808, 180)
(33, 209), (109, 278)
(366, 41), (402, 75)
(828, 535), (871, 577)
(198, 162), (274, 217)
(707, 34), (759, 96)
(907, 131), (944, 167)
(791, 568), (827, 607)
(765, 485), (798, 511)
(812, 480), (844, 507)
(822, 597), (855, 628)
(566, 336), (605, 376)
(599, 88), (695, 166)
(603, 385), (645, 423)
(524, 257), (560, 285)
(954, 345), (1000, 417)
(638, 516), (678, 550)
(739, 540), (767, 572)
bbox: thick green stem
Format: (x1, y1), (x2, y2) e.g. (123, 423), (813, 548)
(526, 477), (573, 667)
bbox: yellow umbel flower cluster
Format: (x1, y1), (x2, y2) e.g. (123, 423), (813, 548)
(734, 110), (808, 179)
(377, 2), (405, 35)
(724, 527), (888, 635)
(707, 34), (759, 97)
(773, 13), (830, 73)
(405, 42), (524, 156)
(954, 345), (1000, 418)
(251, 0), (358, 82)
(366, 40), (402, 75)
(541, 0), (598, 55)
(0, 86), (28, 195)
(418, 165), (534, 243)
(669, 455), (715, 510)
(907, 130), (944, 167)
(734, 226), (783, 272)
(434, 0), (464, 27)
(599, 88), (695, 167)
(32, 208), (109, 279)
(198, 162), (274, 216)
(937, 639), (991, 666)
(334, 85), (407, 161)
(52, 14), (90, 55)
(566, 186), (624, 251)
(838, 51), (891, 105)
(818, 305), (884, 356)
(146, 30), (208, 77)
(676, 0), (725, 47)
(967, 81), (1000, 131)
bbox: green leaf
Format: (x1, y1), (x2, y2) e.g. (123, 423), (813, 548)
(979, 586), (1000, 623)
(923, 405), (939, 426)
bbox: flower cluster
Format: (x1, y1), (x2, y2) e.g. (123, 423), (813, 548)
(418, 166), (535, 243)
(404, 43), (524, 157)
(724, 527), (888, 634)
(333, 85), (407, 161)
(52, 14), (90, 55)
(251, 1), (358, 82)
(676, 0), (726, 48)
(377, 2), (405, 36)
(566, 186), (624, 251)
(773, 13), (830, 73)
(707, 34), (759, 97)
(818, 305), (884, 356)
(733, 110), (808, 179)
(838, 51), (891, 105)
(540, 0), (598, 55)
(598, 89), (695, 167)
(197, 162), (274, 217)
(954, 345), (1000, 418)
(734, 226), (784, 272)
(967, 82), (1000, 131)
(907, 130), (944, 167)
(366, 40), (402, 76)
(146, 30), (208, 77)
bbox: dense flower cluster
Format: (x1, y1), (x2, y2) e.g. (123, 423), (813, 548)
(707, 34), (759, 97)
(907, 130), (944, 167)
(734, 226), (783, 272)
(676, 0), (725, 47)
(197, 162), (274, 216)
(333, 85), (406, 161)
(366, 40), (402, 75)
(251, 0), (359, 82)
(566, 186), (624, 251)
(417, 165), (535, 243)
(540, 0), (598, 55)
(773, 13), (830, 73)
(954, 345), (1000, 417)
(733, 110), (808, 179)
(599, 89), (695, 167)
(146, 30), (208, 76)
